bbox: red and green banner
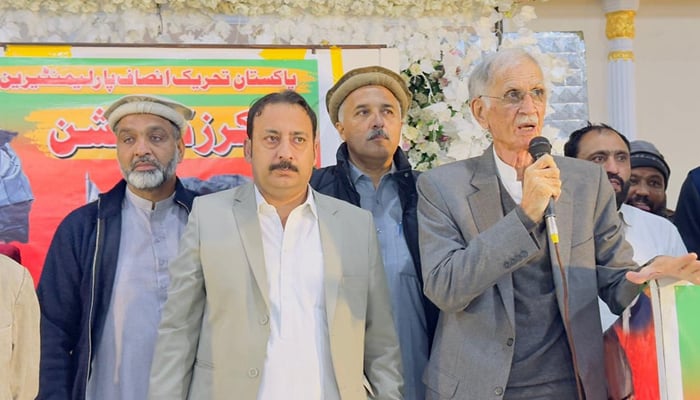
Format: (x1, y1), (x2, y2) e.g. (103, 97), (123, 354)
(676, 285), (700, 399)
(652, 280), (700, 400)
(0, 57), (318, 280)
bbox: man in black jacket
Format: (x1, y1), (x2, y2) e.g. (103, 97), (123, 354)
(311, 66), (438, 400)
(37, 95), (197, 400)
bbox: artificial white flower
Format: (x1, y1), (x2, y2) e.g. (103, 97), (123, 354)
(512, 5), (537, 26)
(0, 0), (558, 171)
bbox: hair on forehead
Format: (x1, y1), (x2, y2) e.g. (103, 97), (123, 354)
(246, 90), (318, 140)
(468, 48), (542, 100)
(564, 121), (630, 158)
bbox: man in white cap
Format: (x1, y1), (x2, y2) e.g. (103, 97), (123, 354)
(37, 95), (198, 400)
(311, 66), (438, 400)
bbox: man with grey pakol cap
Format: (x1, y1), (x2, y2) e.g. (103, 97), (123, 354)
(625, 139), (675, 219)
(311, 66), (438, 400)
(37, 94), (198, 400)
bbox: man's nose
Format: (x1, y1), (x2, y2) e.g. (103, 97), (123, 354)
(277, 138), (293, 159)
(518, 93), (538, 113)
(635, 181), (650, 195)
(603, 158), (619, 175)
(134, 136), (151, 156)
(371, 111), (385, 129)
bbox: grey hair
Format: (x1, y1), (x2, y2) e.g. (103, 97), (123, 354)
(468, 48), (542, 101)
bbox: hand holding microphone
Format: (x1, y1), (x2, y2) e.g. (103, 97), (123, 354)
(523, 136), (561, 243)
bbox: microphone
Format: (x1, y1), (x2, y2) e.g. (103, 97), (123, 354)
(528, 136), (559, 244)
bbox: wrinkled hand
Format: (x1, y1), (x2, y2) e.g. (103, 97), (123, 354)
(626, 253), (700, 285)
(520, 154), (561, 222)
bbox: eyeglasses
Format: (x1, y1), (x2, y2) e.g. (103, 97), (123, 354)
(478, 88), (546, 106)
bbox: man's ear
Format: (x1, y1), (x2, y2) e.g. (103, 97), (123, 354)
(176, 138), (185, 162)
(470, 98), (490, 130)
(335, 121), (346, 141)
(244, 138), (252, 163)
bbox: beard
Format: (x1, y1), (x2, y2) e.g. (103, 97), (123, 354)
(122, 154), (179, 191)
(608, 172), (631, 209)
(626, 194), (666, 215)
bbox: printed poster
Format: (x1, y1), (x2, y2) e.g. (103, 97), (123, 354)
(0, 57), (319, 279)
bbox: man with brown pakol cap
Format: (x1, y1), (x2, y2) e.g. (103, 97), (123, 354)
(311, 66), (438, 400)
(37, 95), (197, 400)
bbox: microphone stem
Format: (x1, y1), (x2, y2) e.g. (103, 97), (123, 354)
(545, 214), (559, 244)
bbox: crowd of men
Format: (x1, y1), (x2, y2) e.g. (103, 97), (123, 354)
(2, 48), (700, 400)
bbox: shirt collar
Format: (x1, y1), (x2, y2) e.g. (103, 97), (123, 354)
(253, 184), (318, 220)
(124, 186), (176, 212)
(348, 161), (397, 186)
(492, 146), (523, 203)
(619, 203), (633, 228)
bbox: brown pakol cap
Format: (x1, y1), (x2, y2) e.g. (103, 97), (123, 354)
(326, 65), (411, 125)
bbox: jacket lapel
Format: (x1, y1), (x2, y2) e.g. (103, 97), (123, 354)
(314, 192), (342, 332)
(547, 166), (574, 314)
(468, 148), (516, 327)
(231, 183), (271, 311)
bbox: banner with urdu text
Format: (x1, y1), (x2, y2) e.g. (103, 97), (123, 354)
(0, 57), (318, 279)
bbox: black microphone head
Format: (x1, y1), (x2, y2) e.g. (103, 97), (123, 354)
(529, 136), (552, 160)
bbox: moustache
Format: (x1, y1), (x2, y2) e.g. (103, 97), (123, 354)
(367, 129), (389, 141)
(269, 160), (299, 172)
(607, 172), (624, 187)
(131, 156), (160, 169)
(629, 194), (652, 207)
(515, 116), (539, 126)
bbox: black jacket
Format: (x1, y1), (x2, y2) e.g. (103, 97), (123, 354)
(310, 143), (439, 345)
(36, 179), (196, 400)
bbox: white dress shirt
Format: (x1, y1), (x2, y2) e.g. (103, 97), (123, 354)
(598, 204), (688, 329)
(493, 147), (523, 204)
(255, 186), (340, 400)
(87, 188), (188, 400)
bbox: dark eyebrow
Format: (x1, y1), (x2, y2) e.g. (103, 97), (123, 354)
(589, 150), (612, 157)
(353, 102), (396, 111)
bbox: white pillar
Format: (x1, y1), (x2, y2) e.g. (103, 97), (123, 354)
(602, 0), (639, 139)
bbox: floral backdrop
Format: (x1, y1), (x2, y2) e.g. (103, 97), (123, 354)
(0, 0), (571, 170)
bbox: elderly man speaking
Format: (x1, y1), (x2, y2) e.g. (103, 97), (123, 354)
(416, 48), (700, 400)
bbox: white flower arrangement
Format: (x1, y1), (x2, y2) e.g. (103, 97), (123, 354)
(0, 0), (535, 17)
(0, 0), (568, 170)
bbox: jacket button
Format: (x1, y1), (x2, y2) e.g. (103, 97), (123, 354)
(494, 386), (504, 395)
(248, 368), (259, 378)
(259, 315), (269, 325)
(506, 338), (514, 346)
